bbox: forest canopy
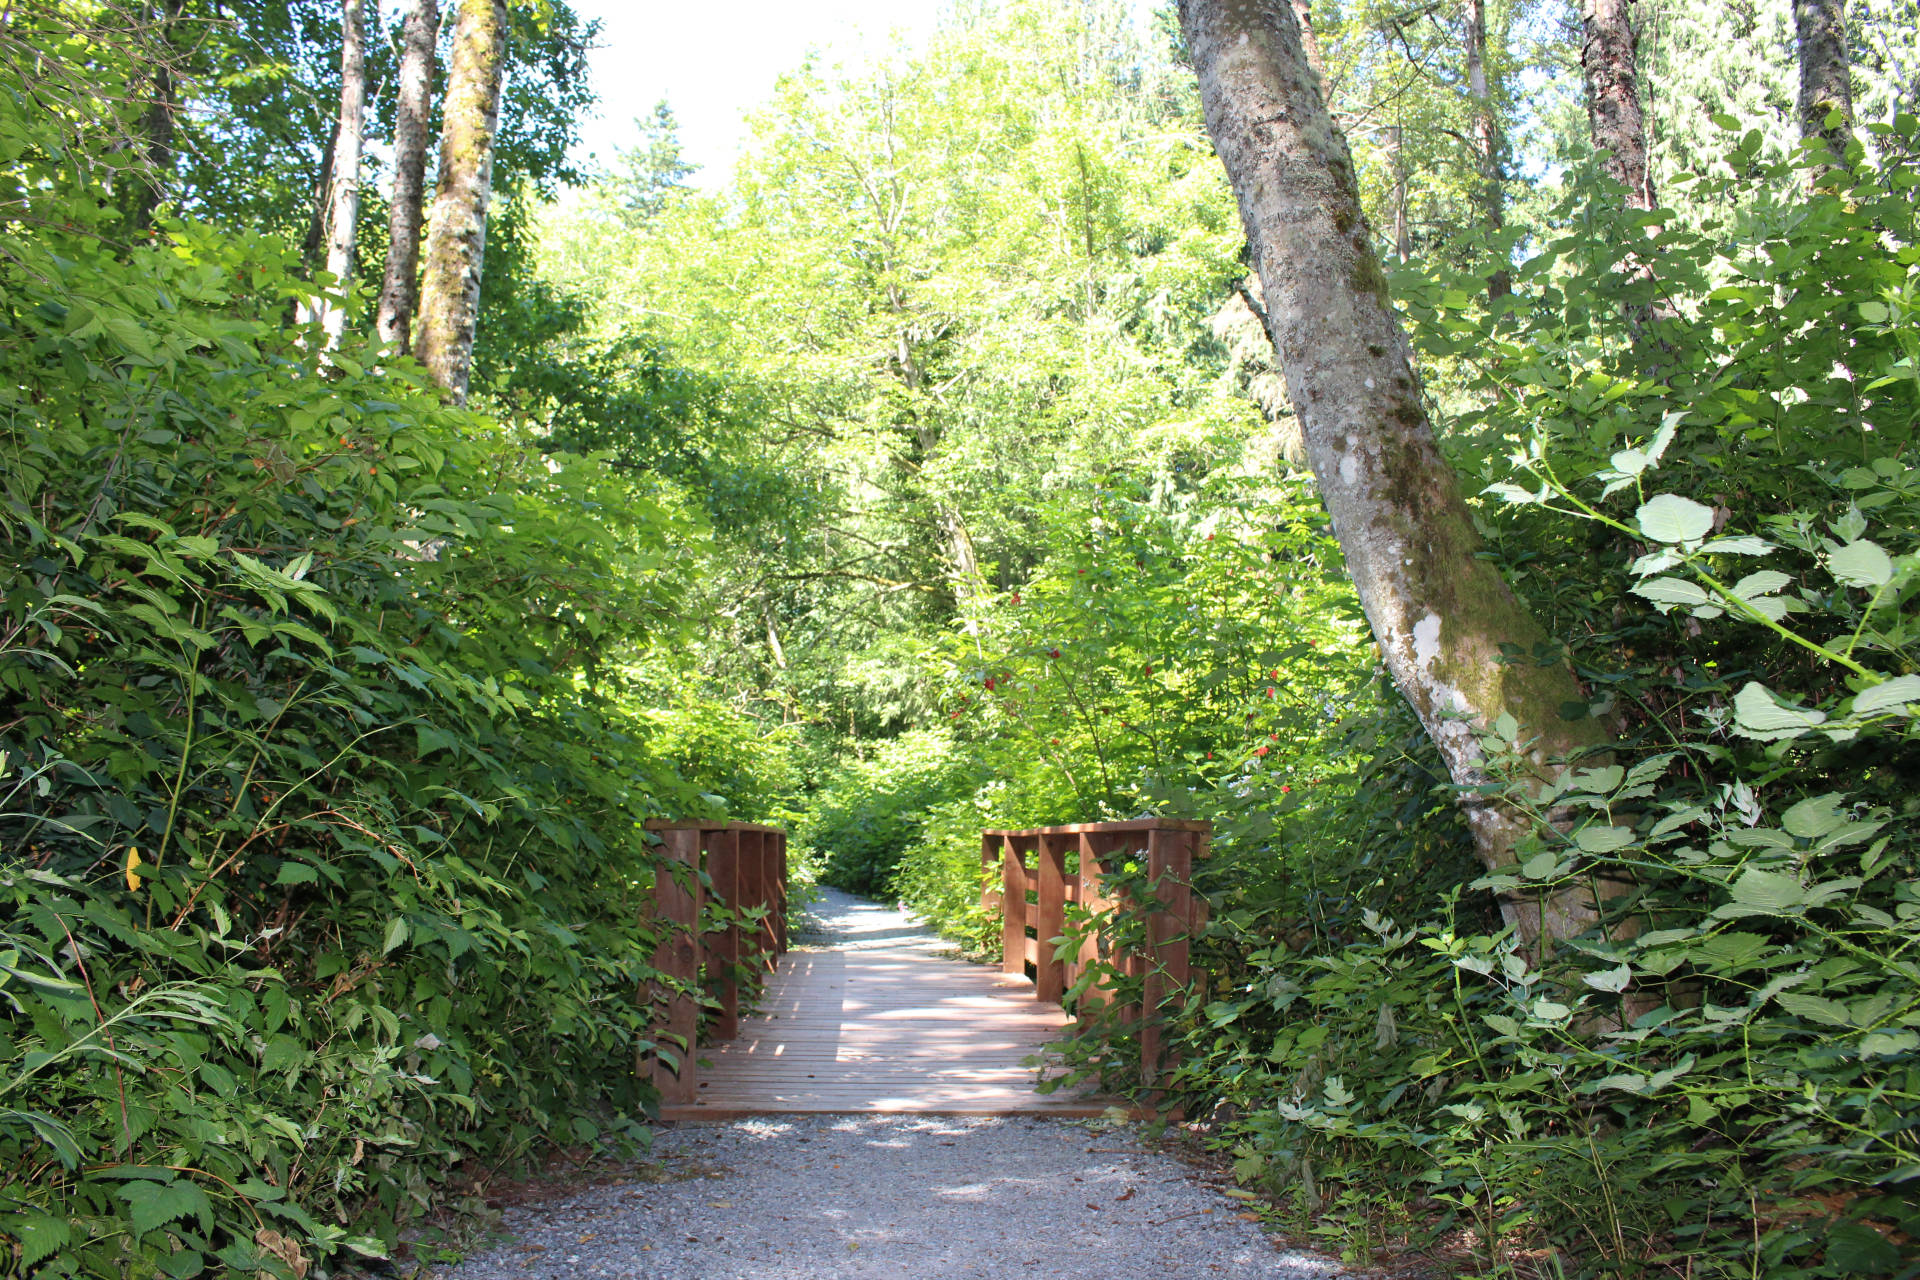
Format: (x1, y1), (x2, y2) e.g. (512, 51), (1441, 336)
(2, 0), (1917, 1276)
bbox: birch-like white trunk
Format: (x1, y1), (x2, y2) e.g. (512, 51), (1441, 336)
(1175, 0), (1618, 948)
(310, 0), (368, 347)
(1464, 0), (1508, 298)
(377, 0), (439, 352)
(416, 0), (508, 404)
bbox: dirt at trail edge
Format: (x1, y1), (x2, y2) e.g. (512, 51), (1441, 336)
(433, 1112), (1357, 1280)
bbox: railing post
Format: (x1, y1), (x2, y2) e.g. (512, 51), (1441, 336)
(1073, 832), (1109, 1012)
(1139, 825), (1193, 1093)
(649, 826), (702, 1104)
(999, 834), (1025, 977)
(706, 826), (742, 1041)
(1035, 831), (1068, 1004)
(774, 830), (789, 956)
(980, 832), (1001, 916)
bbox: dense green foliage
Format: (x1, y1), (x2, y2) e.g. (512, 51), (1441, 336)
(0, 9), (777, 1276)
(6, 0), (1920, 1276)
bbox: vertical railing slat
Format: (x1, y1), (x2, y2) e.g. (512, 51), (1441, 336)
(650, 826), (702, 1104)
(707, 826), (743, 1041)
(1000, 833), (1025, 977)
(1035, 831), (1068, 1004)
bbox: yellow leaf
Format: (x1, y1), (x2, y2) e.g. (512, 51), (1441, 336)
(125, 847), (143, 891)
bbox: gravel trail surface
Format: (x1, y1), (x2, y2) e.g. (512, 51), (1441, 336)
(439, 1114), (1352, 1280)
(437, 890), (1351, 1279)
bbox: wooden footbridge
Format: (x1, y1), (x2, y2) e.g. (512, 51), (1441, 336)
(643, 819), (1208, 1119)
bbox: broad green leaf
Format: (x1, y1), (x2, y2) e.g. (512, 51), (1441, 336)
(1574, 825), (1635, 853)
(1724, 868), (1806, 914)
(1732, 682), (1827, 740)
(1631, 576), (1710, 609)
(1609, 447), (1649, 476)
(1829, 539), (1894, 587)
(1781, 794), (1846, 840)
(1699, 535), (1773, 556)
(1583, 964), (1632, 993)
(1859, 1029), (1919, 1058)
(382, 917), (410, 954)
(1855, 675), (1920, 715)
(1519, 851), (1561, 879)
(1636, 494), (1714, 543)
(1731, 570), (1790, 598)
(15, 1215), (69, 1268)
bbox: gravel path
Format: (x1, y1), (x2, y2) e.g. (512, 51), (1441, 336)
(438, 1114), (1352, 1279)
(435, 890), (1353, 1279)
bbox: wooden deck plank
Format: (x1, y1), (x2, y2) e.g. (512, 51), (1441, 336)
(659, 889), (1108, 1119)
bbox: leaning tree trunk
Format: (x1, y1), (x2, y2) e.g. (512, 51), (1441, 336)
(416, 0), (508, 404)
(1793, 0), (1855, 169)
(1464, 0), (1509, 298)
(1579, 0), (1655, 210)
(310, 0), (368, 346)
(376, 0), (439, 352)
(1175, 0), (1617, 949)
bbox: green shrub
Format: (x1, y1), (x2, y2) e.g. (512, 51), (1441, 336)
(0, 77), (746, 1273)
(797, 729), (980, 896)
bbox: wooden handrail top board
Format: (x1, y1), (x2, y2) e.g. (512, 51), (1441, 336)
(982, 818), (1212, 837)
(645, 820), (786, 834)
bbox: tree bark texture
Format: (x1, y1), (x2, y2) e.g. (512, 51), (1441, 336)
(1463, 0), (1509, 298)
(312, 0), (368, 346)
(1793, 0), (1855, 166)
(1387, 121), (1410, 260)
(1175, 0), (1615, 947)
(416, 0), (508, 404)
(377, 0), (439, 352)
(1289, 0), (1326, 89)
(131, 0), (189, 229)
(1579, 0), (1655, 209)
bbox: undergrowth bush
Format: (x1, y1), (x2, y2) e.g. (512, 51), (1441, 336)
(879, 133), (1920, 1278)
(0, 55), (755, 1276)
(1170, 136), (1920, 1276)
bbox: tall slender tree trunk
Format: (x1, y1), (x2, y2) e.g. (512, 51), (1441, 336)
(416, 0), (508, 404)
(1289, 0), (1326, 87)
(1175, 0), (1616, 949)
(377, 0), (439, 352)
(1464, 0), (1509, 298)
(300, 122), (339, 272)
(131, 0), (189, 229)
(311, 0), (368, 346)
(1579, 0), (1655, 210)
(1388, 121), (1410, 260)
(1793, 0), (1855, 168)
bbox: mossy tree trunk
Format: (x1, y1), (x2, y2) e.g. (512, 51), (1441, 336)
(1579, 0), (1655, 211)
(1175, 0), (1618, 948)
(376, 0), (440, 353)
(310, 0), (368, 347)
(1793, 0), (1856, 169)
(416, 0), (507, 404)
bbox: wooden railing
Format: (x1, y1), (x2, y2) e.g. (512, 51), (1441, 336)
(981, 819), (1209, 1090)
(644, 821), (788, 1106)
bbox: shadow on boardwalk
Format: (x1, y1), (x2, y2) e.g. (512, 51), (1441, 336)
(668, 886), (1098, 1117)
